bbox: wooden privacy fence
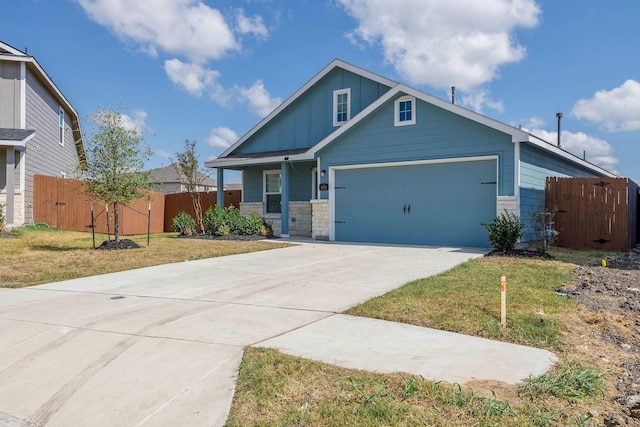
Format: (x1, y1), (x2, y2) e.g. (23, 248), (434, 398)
(34, 175), (242, 235)
(546, 177), (638, 252)
(34, 175), (166, 234)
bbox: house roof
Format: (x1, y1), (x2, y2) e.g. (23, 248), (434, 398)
(206, 59), (616, 178)
(0, 41), (86, 166)
(148, 164), (217, 186)
(0, 128), (36, 147)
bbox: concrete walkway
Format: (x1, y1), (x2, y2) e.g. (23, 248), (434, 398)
(0, 241), (556, 426)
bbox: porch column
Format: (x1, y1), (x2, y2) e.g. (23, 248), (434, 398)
(281, 161), (289, 237)
(5, 147), (15, 226)
(216, 168), (224, 208)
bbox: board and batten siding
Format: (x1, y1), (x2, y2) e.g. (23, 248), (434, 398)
(242, 161), (315, 204)
(0, 61), (21, 128)
(519, 143), (602, 233)
(24, 70), (80, 222)
(317, 96), (514, 198)
(234, 68), (391, 155)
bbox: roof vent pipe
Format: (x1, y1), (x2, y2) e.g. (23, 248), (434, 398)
(556, 112), (563, 147)
(451, 86), (456, 104)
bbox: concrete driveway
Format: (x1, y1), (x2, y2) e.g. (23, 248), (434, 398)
(0, 241), (556, 426)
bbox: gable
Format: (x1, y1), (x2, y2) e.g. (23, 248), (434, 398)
(318, 94), (515, 196)
(230, 67), (392, 156)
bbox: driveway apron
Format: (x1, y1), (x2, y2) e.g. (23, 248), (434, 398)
(0, 241), (556, 426)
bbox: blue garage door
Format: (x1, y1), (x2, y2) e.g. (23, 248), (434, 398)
(334, 160), (496, 246)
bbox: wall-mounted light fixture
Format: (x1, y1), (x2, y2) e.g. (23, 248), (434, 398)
(321, 169), (326, 177)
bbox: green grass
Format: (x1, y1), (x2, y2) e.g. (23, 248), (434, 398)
(226, 347), (601, 427)
(346, 256), (576, 350)
(521, 360), (606, 401)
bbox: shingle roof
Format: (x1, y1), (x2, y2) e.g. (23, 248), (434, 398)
(0, 128), (35, 142)
(148, 164), (217, 186)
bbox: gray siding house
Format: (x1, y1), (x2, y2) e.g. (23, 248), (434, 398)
(0, 41), (84, 228)
(148, 164), (217, 194)
(205, 59), (615, 247)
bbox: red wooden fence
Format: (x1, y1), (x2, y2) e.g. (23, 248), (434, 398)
(546, 177), (638, 252)
(33, 175), (243, 235)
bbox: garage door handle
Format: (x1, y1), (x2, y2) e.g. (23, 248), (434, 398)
(407, 204), (411, 214)
(403, 204), (406, 214)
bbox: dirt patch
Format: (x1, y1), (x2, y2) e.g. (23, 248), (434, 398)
(558, 248), (640, 424)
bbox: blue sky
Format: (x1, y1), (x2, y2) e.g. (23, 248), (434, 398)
(2, 0), (639, 183)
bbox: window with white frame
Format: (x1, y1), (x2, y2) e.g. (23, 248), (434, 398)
(58, 107), (65, 146)
(333, 88), (351, 126)
(264, 170), (282, 214)
(394, 95), (416, 126)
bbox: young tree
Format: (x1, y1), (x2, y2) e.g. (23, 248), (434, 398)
(174, 140), (208, 233)
(81, 109), (152, 244)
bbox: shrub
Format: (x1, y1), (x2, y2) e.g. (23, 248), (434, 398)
(172, 211), (196, 235)
(0, 203), (5, 224)
(482, 211), (525, 252)
(204, 205), (272, 236)
(204, 206), (225, 235)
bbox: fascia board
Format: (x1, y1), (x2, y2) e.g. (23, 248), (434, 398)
(205, 152), (314, 168)
(0, 41), (27, 56)
(217, 59), (398, 159)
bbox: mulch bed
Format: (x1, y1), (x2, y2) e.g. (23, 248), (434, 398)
(485, 249), (554, 259)
(96, 239), (142, 250)
(175, 233), (276, 241)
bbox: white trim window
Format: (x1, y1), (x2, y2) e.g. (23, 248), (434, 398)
(263, 170), (282, 215)
(58, 107), (65, 146)
(394, 95), (416, 126)
(333, 88), (351, 127)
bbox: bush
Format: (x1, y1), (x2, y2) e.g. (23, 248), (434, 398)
(204, 205), (272, 236)
(482, 211), (525, 252)
(172, 211), (196, 235)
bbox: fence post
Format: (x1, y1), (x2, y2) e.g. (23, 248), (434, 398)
(147, 203), (151, 247)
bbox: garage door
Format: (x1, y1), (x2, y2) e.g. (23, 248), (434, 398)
(334, 160), (496, 247)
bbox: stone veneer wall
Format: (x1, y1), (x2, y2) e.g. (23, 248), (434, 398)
(240, 201), (312, 237)
(497, 196), (518, 216)
(288, 201), (311, 237)
(0, 192), (23, 226)
(311, 199), (329, 240)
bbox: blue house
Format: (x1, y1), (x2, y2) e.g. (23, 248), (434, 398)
(205, 59), (615, 247)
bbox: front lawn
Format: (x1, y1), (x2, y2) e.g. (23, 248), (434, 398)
(0, 227), (286, 287)
(227, 249), (624, 426)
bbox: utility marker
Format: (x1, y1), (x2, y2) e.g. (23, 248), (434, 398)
(501, 276), (507, 328)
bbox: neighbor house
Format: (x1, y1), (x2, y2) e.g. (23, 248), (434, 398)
(0, 41), (85, 228)
(205, 59), (615, 247)
(148, 164), (217, 194)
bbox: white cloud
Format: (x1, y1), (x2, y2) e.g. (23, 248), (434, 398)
(120, 110), (148, 132)
(461, 88), (504, 113)
(164, 59), (223, 98)
(207, 127), (238, 149)
(154, 149), (172, 161)
(528, 128), (619, 174)
(236, 80), (282, 117)
(236, 9), (269, 40)
(74, 0), (239, 63)
(572, 80), (640, 132)
(338, 0), (540, 92)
